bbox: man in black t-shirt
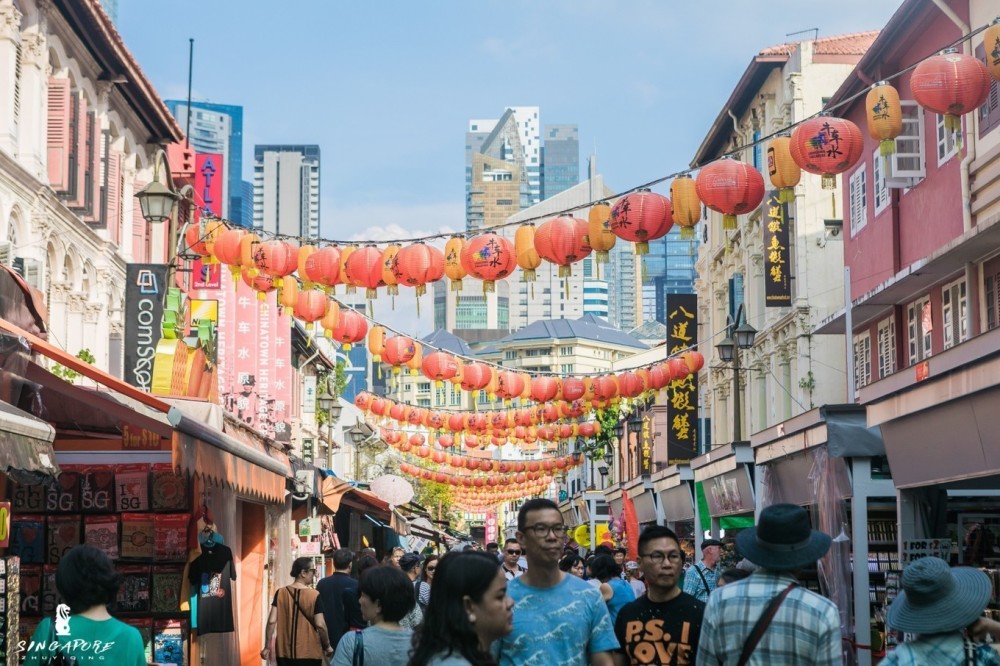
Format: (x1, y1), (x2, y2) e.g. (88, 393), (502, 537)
(614, 525), (705, 665)
(316, 548), (364, 656)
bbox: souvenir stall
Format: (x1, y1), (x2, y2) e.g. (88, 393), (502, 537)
(752, 405), (891, 666)
(624, 476), (660, 528)
(652, 464), (696, 547)
(689, 442), (755, 555)
(866, 345), (1000, 658)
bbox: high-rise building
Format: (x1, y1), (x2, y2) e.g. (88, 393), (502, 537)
(541, 124), (579, 200)
(253, 145), (321, 238)
(641, 229), (699, 324)
(608, 240), (641, 331)
(166, 101), (246, 225)
(241, 180), (254, 229)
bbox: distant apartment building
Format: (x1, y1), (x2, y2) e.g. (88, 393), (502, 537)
(392, 330), (478, 409)
(166, 100), (247, 225)
(253, 145), (320, 238)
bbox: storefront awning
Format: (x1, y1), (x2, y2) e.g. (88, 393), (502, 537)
(320, 474), (353, 513)
(0, 399), (59, 480)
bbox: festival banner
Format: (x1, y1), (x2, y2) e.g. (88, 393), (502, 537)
(666, 293), (698, 464)
(764, 191), (792, 307)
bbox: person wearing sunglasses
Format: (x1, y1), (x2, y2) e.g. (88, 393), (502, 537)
(500, 540), (525, 581)
(417, 555), (439, 613)
(496, 498), (618, 665)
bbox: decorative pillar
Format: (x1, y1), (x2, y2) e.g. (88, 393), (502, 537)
(65, 293), (86, 359)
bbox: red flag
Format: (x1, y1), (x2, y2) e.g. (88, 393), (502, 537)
(621, 492), (641, 561)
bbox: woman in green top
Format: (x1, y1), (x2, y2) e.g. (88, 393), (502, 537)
(23, 544), (146, 666)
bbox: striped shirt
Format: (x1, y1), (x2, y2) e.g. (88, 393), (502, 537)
(880, 634), (1000, 665)
(696, 570), (840, 665)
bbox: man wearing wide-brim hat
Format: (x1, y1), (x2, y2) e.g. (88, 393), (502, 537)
(696, 503), (841, 665)
(881, 556), (1000, 664)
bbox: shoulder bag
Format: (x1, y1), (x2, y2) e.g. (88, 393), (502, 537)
(694, 564), (712, 597)
(42, 616), (78, 666)
(736, 583), (797, 666)
(352, 629), (365, 666)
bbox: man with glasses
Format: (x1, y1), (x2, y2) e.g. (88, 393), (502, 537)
(497, 498), (618, 665)
(501, 539), (526, 580)
(613, 525), (705, 665)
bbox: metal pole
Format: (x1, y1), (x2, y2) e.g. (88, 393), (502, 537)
(845, 266), (856, 402)
(733, 349), (742, 442)
(185, 39), (194, 147)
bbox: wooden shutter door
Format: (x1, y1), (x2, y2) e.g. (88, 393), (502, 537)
(46, 77), (72, 190)
(67, 93), (88, 208)
(132, 180), (148, 262)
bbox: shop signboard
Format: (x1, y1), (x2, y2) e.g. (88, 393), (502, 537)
(484, 511), (498, 544)
(763, 191), (792, 306)
(666, 293), (699, 463)
(122, 424), (161, 450)
(640, 413), (653, 474)
(123, 264), (170, 392)
(196, 153), (224, 218)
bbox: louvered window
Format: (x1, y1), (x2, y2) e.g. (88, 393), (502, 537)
(877, 316), (896, 379)
(46, 78), (72, 190)
(976, 43), (1000, 139)
(849, 165), (867, 236)
(854, 331), (872, 391)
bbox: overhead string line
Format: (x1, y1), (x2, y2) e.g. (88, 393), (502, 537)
(185, 22), (990, 248)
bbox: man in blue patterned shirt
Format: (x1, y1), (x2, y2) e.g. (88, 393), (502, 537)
(682, 539), (722, 603)
(696, 504), (839, 665)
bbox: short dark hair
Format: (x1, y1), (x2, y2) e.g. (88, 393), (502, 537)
(359, 565), (416, 623)
(638, 525), (681, 556)
(291, 557), (314, 578)
(589, 554), (621, 582)
(333, 548), (355, 570)
(593, 544), (614, 556)
(720, 568), (752, 585)
(517, 498), (559, 531)
(55, 545), (122, 614)
(559, 553), (584, 572)
(503, 538), (518, 547)
(486, 542), (499, 550)
(614, 547), (627, 556)
(355, 554), (379, 580)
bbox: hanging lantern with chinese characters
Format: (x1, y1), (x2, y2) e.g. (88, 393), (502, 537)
(422, 351), (460, 387)
(789, 115), (865, 189)
(394, 243), (445, 299)
(534, 216), (591, 278)
(380, 245), (401, 298)
(444, 237), (466, 291)
(670, 176), (701, 240)
(767, 136), (801, 203)
(865, 81), (903, 157)
(695, 157), (765, 229)
(587, 202), (616, 265)
(911, 49), (991, 134)
(461, 233), (516, 293)
(609, 188), (674, 255)
(515, 224), (542, 290)
(253, 239), (298, 288)
(304, 246), (342, 291)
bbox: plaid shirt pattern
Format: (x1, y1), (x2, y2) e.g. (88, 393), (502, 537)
(880, 634), (1000, 665)
(696, 570), (841, 665)
(683, 563), (719, 603)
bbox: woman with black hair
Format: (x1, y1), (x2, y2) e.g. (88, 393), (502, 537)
(23, 545), (146, 665)
(558, 553), (585, 578)
(333, 565), (415, 666)
(408, 551), (513, 666)
(589, 553), (635, 625)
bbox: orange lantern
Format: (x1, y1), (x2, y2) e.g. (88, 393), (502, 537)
(210, 227), (246, 277)
(515, 224), (542, 286)
(185, 223), (212, 258)
(696, 157), (766, 229)
(670, 176), (701, 240)
(239, 232), (261, 276)
(339, 246), (357, 293)
(587, 202), (616, 265)
(329, 308), (367, 350)
(865, 81), (903, 157)
(344, 245), (385, 299)
(367, 326), (386, 364)
(253, 240), (298, 287)
(294, 289), (328, 324)
(304, 246), (342, 290)
(406, 342), (424, 376)
(278, 277), (299, 315)
(381, 245), (401, 296)
(767, 136), (801, 204)
(789, 115), (865, 190)
(382, 336), (416, 372)
(534, 216), (591, 278)
(609, 188), (674, 255)
(444, 237), (466, 291)
(319, 300), (340, 338)
(911, 49), (991, 133)
(461, 233), (517, 293)
(683, 350), (705, 373)
(422, 351), (460, 386)
(297, 244), (317, 284)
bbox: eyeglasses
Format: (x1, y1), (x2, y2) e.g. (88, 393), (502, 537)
(639, 551), (683, 564)
(526, 523), (566, 538)
(505, 549), (522, 555)
(426, 566), (436, 572)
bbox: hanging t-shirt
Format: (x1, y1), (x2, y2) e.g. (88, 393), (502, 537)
(187, 543), (236, 634)
(613, 592), (705, 665)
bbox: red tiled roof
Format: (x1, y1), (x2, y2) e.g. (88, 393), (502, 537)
(759, 30), (880, 57)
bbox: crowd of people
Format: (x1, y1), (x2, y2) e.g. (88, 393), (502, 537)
(20, 501), (1000, 665)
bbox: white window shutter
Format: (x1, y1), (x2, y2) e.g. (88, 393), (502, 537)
(849, 166), (867, 236)
(0, 243), (11, 266)
(889, 101), (925, 186)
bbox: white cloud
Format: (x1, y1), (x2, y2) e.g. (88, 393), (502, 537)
(323, 201), (462, 248)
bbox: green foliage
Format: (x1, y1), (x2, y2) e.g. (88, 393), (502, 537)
(316, 361), (350, 427)
(581, 402), (629, 460)
(50, 349), (96, 381)
(411, 476), (460, 527)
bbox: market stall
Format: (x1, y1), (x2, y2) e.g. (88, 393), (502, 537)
(652, 464), (696, 542)
(624, 475), (660, 527)
(689, 442), (755, 554)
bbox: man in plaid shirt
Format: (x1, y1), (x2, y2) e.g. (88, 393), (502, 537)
(696, 504), (840, 665)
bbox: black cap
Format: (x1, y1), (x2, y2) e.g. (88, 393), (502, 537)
(701, 539), (724, 549)
(399, 553), (423, 572)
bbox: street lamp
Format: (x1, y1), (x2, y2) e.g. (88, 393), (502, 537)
(134, 148), (194, 267)
(135, 180), (179, 223)
(715, 303), (757, 443)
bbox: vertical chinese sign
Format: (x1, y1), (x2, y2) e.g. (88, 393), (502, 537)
(764, 191), (792, 307)
(640, 413), (653, 474)
(666, 294), (698, 464)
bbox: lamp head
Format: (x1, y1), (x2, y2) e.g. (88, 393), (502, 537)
(734, 320), (757, 350)
(135, 180), (179, 224)
(716, 335), (735, 363)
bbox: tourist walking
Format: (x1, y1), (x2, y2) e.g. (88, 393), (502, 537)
(696, 504), (839, 665)
(682, 539), (723, 603)
(408, 551), (513, 666)
(316, 548), (365, 658)
(624, 561), (646, 598)
(496, 498), (618, 665)
(559, 553), (586, 578)
(417, 554), (438, 612)
(23, 545), (146, 666)
(589, 554), (636, 625)
(614, 525), (705, 665)
(399, 552), (426, 630)
(332, 565), (415, 666)
(500, 539), (526, 580)
(263, 557), (334, 666)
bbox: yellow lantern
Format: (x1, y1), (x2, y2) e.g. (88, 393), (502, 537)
(201, 218), (225, 262)
(515, 224), (541, 298)
(406, 342), (423, 376)
(381, 245), (401, 297)
(587, 202), (616, 265)
(320, 300), (340, 338)
(239, 232), (260, 277)
(339, 246), (357, 294)
(670, 176), (701, 240)
(766, 136), (801, 204)
(367, 325), (386, 364)
(444, 236), (466, 291)
(866, 81), (903, 157)
(451, 359), (465, 386)
(985, 19), (1000, 82)
(278, 276), (299, 315)
(297, 244), (317, 287)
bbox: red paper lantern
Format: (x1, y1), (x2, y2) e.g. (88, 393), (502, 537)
(293, 290), (328, 323)
(344, 245), (385, 299)
(609, 189), (674, 255)
(253, 240), (298, 286)
(304, 246), (343, 289)
(696, 158), (765, 230)
(354, 393), (372, 411)
(394, 243), (445, 298)
(370, 397), (387, 416)
(789, 115), (865, 190)
(683, 351), (705, 373)
(592, 376), (619, 402)
(530, 376), (559, 403)
(382, 336), (416, 371)
(422, 351), (460, 385)
(668, 358), (690, 381)
(561, 378), (586, 402)
(459, 362), (492, 392)
(534, 216), (592, 278)
(329, 308), (367, 350)
(438, 434), (454, 449)
(211, 228), (246, 267)
(447, 414), (467, 433)
(241, 271), (275, 300)
(911, 48), (991, 133)
(495, 370), (526, 401)
(618, 372), (646, 398)
(461, 233), (517, 293)
(649, 364), (673, 390)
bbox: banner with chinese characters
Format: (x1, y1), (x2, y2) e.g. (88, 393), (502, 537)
(640, 413), (653, 474)
(764, 191), (792, 306)
(666, 293), (698, 464)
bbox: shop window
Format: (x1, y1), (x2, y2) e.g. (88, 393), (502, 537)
(849, 165), (867, 236)
(853, 331), (872, 391)
(936, 113), (959, 165)
(872, 148), (890, 216)
(975, 43), (1000, 139)
(987, 270), (1000, 331)
(942, 278), (968, 350)
(906, 295), (933, 364)
(877, 316), (896, 379)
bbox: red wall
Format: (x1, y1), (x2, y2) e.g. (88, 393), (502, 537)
(841, 2), (968, 301)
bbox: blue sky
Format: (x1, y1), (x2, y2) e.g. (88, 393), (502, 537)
(120, 1), (902, 246)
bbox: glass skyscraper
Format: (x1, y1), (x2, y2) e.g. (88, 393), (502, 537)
(541, 124), (579, 200)
(643, 226), (698, 324)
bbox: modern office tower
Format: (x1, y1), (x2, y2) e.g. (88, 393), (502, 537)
(166, 101), (246, 224)
(432, 278), (511, 332)
(607, 240), (641, 331)
(640, 228), (699, 324)
(541, 124), (579, 200)
(508, 106), (541, 207)
(253, 145), (321, 238)
(241, 180), (254, 229)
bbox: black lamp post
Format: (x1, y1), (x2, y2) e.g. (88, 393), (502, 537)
(714, 303), (757, 443)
